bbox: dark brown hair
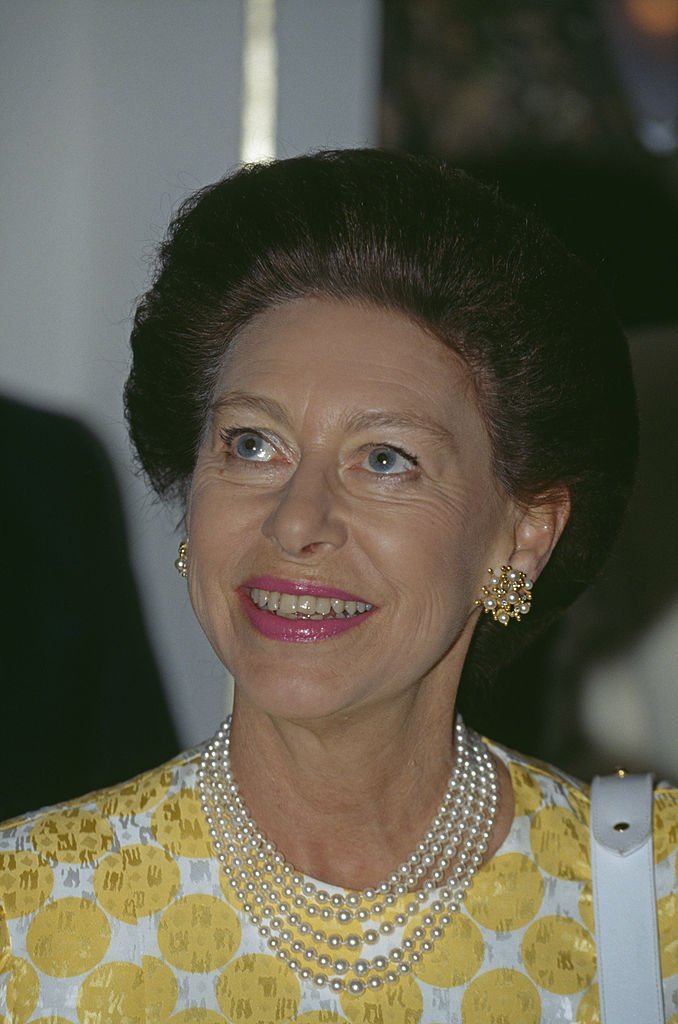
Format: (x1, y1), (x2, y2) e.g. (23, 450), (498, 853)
(125, 149), (637, 676)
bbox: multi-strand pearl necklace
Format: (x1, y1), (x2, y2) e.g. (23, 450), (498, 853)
(198, 715), (498, 994)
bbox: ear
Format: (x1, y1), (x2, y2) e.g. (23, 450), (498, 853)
(507, 489), (571, 583)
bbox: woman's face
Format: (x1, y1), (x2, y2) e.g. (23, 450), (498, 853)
(188, 297), (519, 721)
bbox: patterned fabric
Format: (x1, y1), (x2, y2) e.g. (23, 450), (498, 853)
(1, 738), (677, 1023)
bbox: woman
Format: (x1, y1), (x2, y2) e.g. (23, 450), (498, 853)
(1, 150), (675, 1022)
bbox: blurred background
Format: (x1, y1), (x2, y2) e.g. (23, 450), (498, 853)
(1, 0), (676, 816)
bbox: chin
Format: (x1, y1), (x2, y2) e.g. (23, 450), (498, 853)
(232, 665), (368, 723)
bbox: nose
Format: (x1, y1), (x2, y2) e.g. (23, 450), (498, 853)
(261, 453), (348, 558)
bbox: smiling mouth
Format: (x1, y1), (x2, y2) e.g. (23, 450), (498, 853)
(247, 588), (373, 620)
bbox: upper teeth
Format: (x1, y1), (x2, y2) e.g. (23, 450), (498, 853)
(249, 588), (372, 619)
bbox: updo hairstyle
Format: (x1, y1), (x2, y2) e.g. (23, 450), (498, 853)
(125, 149), (637, 678)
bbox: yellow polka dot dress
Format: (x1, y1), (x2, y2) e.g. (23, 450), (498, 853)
(1, 741), (677, 1022)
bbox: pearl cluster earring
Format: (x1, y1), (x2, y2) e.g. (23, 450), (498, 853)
(174, 539), (188, 578)
(475, 565), (533, 625)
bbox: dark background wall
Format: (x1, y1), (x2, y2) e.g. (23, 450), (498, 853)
(380, 0), (678, 777)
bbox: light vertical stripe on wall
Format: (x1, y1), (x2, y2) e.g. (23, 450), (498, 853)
(240, 0), (278, 161)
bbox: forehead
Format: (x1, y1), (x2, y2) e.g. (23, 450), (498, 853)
(215, 298), (482, 428)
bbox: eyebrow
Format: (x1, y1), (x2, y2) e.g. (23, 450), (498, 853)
(342, 410), (459, 449)
(211, 392), (458, 449)
(211, 392), (293, 428)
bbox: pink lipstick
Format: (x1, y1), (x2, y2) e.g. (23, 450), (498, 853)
(244, 576), (366, 602)
(239, 576), (376, 643)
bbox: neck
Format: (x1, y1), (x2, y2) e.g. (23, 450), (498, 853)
(225, 682), (511, 889)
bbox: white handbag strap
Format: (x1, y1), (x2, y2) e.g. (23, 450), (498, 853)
(590, 772), (664, 1024)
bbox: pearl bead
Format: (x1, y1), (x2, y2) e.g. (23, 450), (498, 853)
(198, 713), (498, 993)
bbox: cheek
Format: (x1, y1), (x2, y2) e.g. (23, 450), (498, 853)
(188, 462), (256, 552)
(184, 547), (221, 646)
(363, 503), (470, 594)
(185, 490), (236, 621)
(366, 489), (508, 605)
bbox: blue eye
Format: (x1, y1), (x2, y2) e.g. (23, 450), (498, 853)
(233, 432), (275, 461)
(364, 446), (416, 475)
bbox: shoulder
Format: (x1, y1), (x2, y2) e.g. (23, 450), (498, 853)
(488, 737), (591, 822)
(0, 745), (232, 1013)
(0, 746), (209, 886)
(488, 736), (678, 861)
